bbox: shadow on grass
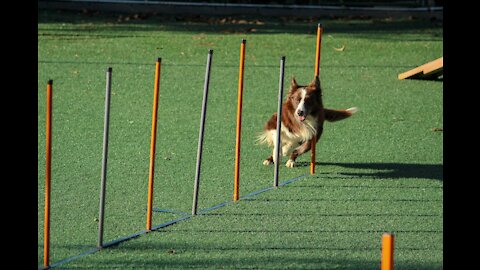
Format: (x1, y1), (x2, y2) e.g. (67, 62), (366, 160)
(58, 240), (442, 270)
(38, 9), (443, 40)
(62, 257), (379, 270)
(295, 162), (443, 181)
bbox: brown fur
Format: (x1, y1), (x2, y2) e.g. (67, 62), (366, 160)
(258, 76), (357, 167)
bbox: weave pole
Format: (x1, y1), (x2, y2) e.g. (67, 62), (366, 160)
(192, 49), (213, 216)
(43, 80), (53, 268)
(381, 233), (395, 270)
(311, 23), (323, 175)
(273, 56), (286, 187)
(97, 67), (112, 248)
(233, 39), (246, 201)
(146, 58), (162, 231)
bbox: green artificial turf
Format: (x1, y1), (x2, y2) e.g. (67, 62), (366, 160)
(38, 9), (442, 269)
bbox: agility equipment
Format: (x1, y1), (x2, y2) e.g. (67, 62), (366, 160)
(234, 39), (246, 201)
(97, 67), (113, 248)
(42, 172), (307, 269)
(398, 57), (443, 80)
(43, 80), (53, 268)
(192, 49), (214, 215)
(274, 56), (286, 187)
(40, 25), (335, 268)
(381, 232), (395, 270)
(146, 58), (162, 231)
(314, 23), (323, 78)
(311, 23), (323, 175)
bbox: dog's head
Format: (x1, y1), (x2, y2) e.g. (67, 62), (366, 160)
(287, 76), (323, 122)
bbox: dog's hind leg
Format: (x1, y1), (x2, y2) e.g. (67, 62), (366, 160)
(264, 131), (281, 166)
(263, 155), (274, 166)
(262, 130), (277, 166)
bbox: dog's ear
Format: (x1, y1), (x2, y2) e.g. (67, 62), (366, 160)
(288, 76), (299, 95)
(308, 76), (320, 89)
(291, 77), (298, 89)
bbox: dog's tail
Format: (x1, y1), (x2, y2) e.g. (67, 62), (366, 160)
(255, 130), (274, 146)
(324, 107), (358, 122)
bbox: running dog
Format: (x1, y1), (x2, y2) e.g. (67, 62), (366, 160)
(257, 76), (357, 168)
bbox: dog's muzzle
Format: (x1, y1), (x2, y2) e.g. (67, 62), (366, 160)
(297, 110), (306, 122)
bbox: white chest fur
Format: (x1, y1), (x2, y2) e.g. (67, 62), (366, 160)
(257, 115), (318, 157)
(280, 115), (317, 145)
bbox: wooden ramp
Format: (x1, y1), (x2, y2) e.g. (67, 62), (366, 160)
(398, 57), (443, 80)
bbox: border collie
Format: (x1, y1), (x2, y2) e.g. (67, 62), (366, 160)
(257, 76), (357, 168)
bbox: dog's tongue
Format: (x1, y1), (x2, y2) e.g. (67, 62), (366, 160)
(299, 116), (306, 122)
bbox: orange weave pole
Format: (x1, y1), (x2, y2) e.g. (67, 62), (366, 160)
(311, 23), (323, 175)
(310, 138), (316, 175)
(314, 23), (323, 77)
(381, 233), (395, 270)
(233, 39), (246, 201)
(146, 58), (161, 231)
(44, 80), (53, 268)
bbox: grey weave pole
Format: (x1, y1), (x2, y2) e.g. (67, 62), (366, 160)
(98, 67), (112, 248)
(274, 57), (285, 187)
(192, 49), (213, 216)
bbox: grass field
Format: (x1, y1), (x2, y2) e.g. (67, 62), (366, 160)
(38, 9), (443, 269)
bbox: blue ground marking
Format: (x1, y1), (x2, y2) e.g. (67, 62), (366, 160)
(40, 247), (100, 270)
(279, 174), (307, 187)
(40, 173), (307, 269)
(102, 230), (149, 248)
(151, 215), (192, 230)
(152, 208), (190, 215)
(198, 201), (233, 214)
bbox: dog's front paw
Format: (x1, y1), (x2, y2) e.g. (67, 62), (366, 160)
(263, 159), (273, 166)
(285, 159), (295, 168)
